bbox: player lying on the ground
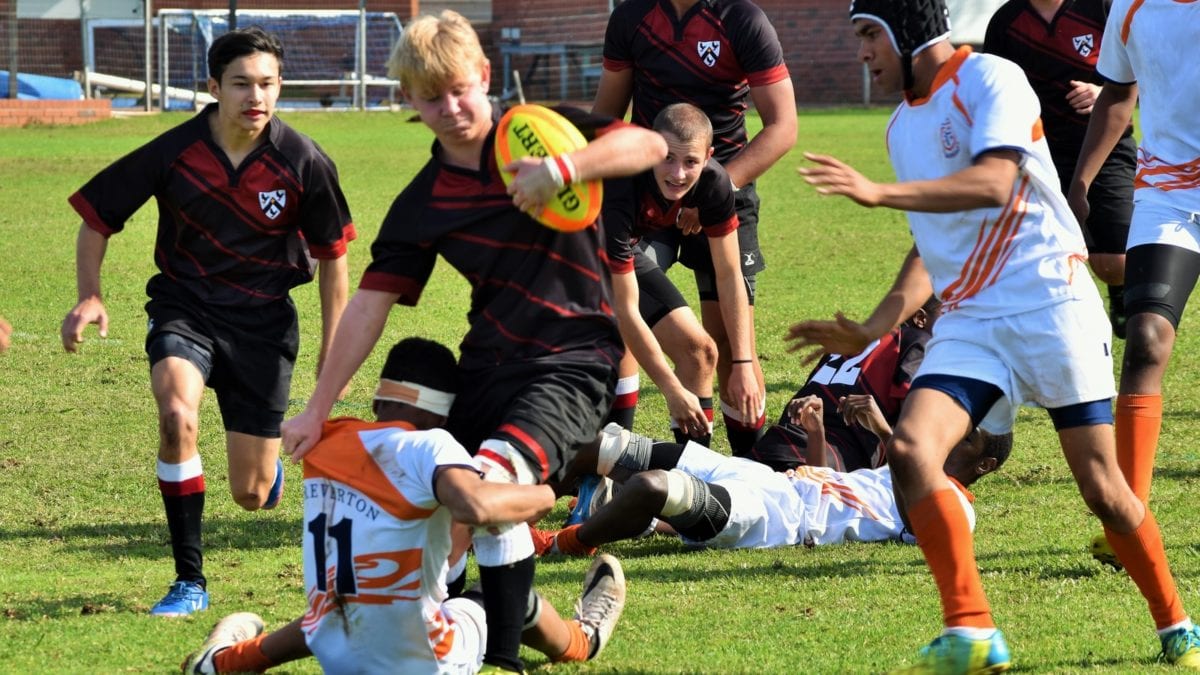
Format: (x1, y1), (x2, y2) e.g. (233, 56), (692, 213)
(181, 338), (626, 674)
(538, 412), (1010, 556)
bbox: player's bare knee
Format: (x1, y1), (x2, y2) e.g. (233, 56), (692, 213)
(1122, 317), (1175, 372)
(157, 405), (197, 449)
(884, 434), (921, 470)
(231, 486), (267, 511)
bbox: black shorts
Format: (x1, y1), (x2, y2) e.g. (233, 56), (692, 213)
(445, 357), (618, 483)
(634, 248), (689, 328)
(1124, 243), (1200, 328)
(641, 181), (766, 279)
(1057, 135), (1135, 255)
(145, 293), (299, 437)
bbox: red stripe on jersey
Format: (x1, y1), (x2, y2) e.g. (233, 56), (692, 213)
(447, 231), (603, 283)
(479, 307), (570, 355)
(704, 213), (738, 238)
(175, 144), (291, 236)
(259, 152), (303, 193)
(604, 57), (633, 71)
(476, 448), (516, 476)
(68, 191), (117, 237)
(497, 423), (551, 480)
(609, 258), (636, 275)
(747, 63), (789, 87)
(359, 270), (426, 304)
(158, 475), (206, 497)
(307, 222), (357, 259)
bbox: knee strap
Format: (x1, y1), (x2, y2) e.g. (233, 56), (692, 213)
(607, 431), (655, 483)
(662, 471), (732, 543)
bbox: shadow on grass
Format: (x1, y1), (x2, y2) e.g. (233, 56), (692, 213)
(0, 513), (298, 560)
(0, 592), (146, 621)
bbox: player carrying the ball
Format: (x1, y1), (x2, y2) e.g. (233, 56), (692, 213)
(791, 0), (1200, 671)
(280, 11), (666, 674)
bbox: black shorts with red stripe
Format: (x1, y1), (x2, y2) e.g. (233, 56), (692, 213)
(445, 358), (618, 483)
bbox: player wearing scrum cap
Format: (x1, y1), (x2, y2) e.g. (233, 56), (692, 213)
(181, 337), (627, 674)
(790, 0), (1200, 671)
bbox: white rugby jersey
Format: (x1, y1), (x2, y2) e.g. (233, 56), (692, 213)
(786, 465), (974, 546)
(1099, 0), (1200, 213)
(300, 418), (482, 675)
(886, 46), (1091, 317)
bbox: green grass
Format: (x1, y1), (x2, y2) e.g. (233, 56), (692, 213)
(2, 108), (1200, 673)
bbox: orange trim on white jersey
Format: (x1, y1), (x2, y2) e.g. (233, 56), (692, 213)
(1134, 151), (1200, 192)
(1121, 0), (1148, 43)
(940, 176), (1031, 311)
(907, 46), (972, 107)
(303, 419), (438, 523)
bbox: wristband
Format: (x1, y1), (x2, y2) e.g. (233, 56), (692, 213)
(731, 359), (753, 364)
(543, 157), (565, 188)
(554, 154), (578, 185)
(730, 177), (740, 192)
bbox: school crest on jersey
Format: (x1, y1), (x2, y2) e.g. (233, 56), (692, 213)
(258, 189), (286, 220)
(1072, 33), (1094, 58)
(939, 119), (960, 159)
(697, 40), (721, 68)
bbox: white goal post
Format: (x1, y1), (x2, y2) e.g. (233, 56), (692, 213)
(82, 8), (403, 111)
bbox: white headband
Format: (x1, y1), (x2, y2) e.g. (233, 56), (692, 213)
(374, 378), (455, 417)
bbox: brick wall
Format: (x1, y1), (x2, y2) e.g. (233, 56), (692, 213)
(0, 99), (111, 127)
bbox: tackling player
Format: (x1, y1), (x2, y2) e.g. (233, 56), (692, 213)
(791, 0), (1200, 670)
(594, 0), (797, 454)
(280, 11), (666, 673)
(180, 338), (626, 674)
(61, 27), (355, 617)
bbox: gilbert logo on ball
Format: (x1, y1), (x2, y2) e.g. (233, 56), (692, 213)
(495, 104), (603, 232)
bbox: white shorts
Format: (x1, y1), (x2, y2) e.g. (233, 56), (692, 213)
(441, 597), (488, 675)
(675, 444), (805, 549)
(917, 294), (1115, 434)
(1126, 197), (1200, 253)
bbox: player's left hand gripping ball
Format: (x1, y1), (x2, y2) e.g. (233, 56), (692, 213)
(496, 104), (602, 232)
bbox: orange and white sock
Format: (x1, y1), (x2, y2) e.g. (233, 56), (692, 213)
(1116, 394), (1161, 503)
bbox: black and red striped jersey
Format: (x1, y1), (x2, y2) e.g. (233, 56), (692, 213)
(69, 104), (355, 308)
(361, 106), (624, 371)
(603, 157), (738, 274)
(603, 0), (789, 164)
(750, 324), (930, 472)
(983, 0), (1133, 169)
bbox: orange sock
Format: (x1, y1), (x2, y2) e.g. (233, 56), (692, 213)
(909, 489), (993, 629)
(1104, 508), (1186, 630)
(554, 525), (597, 556)
(213, 634), (273, 673)
(551, 619), (592, 662)
(1116, 394), (1162, 503)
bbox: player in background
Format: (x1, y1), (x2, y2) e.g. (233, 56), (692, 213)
(279, 12), (665, 673)
(0, 316), (10, 352)
(594, 0), (797, 454)
(60, 27), (354, 617)
(537, 411), (1008, 556)
(1067, 1), (1200, 575)
(602, 102), (759, 449)
(984, 0), (1134, 338)
(180, 338), (626, 674)
(747, 296), (937, 473)
(791, 0), (1200, 670)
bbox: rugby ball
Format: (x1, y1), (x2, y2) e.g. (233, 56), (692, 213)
(495, 104), (603, 232)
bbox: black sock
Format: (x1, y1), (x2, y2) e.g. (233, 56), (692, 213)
(726, 418), (766, 457)
(648, 441), (686, 471)
(162, 491), (205, 587)
(478, 555), (535, 672)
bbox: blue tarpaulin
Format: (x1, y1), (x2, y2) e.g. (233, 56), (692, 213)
(0, 72), (84, 100)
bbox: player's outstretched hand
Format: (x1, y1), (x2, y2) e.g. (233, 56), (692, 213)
(504, 157), (559, 217)
(665, 388), (709, 440)
(839, 394), (890, 441)
(0, 316), (11, 353)
(726, 363), (762, 426)
(798, 152), (883, 207)
(785, 312), (872, 364)
(677, 207), (702, 236)
(61, 297), (108, 353)
(281, 408), (324, 463)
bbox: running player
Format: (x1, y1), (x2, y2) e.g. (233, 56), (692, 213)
(603, 102), (759, 448)
(539, 417), (1008, 556)
(180, 338), (626, 674)
(279, 11), (666, 673)
(791, 0), (1200, 670)
(594, 0), (797, 453)
(1068, 0), (1200, 575)
(984, 0), (1134, 337)
(61, 27), (355, 617)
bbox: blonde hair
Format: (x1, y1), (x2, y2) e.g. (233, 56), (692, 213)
(652, 103), (713, 148)
(387, 10), (488, 97)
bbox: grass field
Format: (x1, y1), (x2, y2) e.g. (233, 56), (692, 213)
(2, 107), (1200, 674)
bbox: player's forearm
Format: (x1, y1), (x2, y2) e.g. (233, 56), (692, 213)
(591, 69), (633, 119)
(1071, 82), (1138, 191)
(569, 126), (667, 183)
(450, 483), (557, 526)
(75, 224), (108, 301)
(316, 255), (350, 368)
(725, 118), (797, 188)
(806, 433), (829, 468)
(863, 247), (933, 339)
(875, 153), (1019, 213)
(305, 289), (393, 416)
(614, 287), (687, 399)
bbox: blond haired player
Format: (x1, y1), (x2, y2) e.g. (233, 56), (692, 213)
(181, 338), (626, 674)
(280, 11), (665, 673)
(791, 0), (1200, 671)
(1067, 1), (1200, 577)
